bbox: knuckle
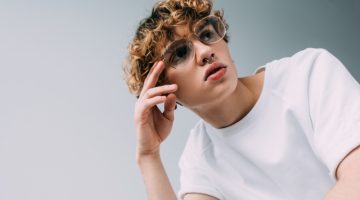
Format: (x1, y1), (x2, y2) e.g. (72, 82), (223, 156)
(150, 89), (158, 96)
(145, 89), (153, 98)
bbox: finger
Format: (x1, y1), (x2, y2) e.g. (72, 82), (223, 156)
(163, 93), (177, 121)
(143, 84), (177, 99)
(138, 95), (167, 114)
(139, 61), (160, 98)
(145, 61), (164, 88)
(143, 61), (158, 84)
(141, 61), (165, 96)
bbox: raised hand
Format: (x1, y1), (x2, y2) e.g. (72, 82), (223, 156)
(134, 61), (178, 158)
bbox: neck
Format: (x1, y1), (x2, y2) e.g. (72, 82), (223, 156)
(191, 74), (264, 129)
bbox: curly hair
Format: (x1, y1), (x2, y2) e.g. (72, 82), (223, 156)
(123, 0), (229, 96)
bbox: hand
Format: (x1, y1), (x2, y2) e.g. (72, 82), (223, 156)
(134, 61), (178, 158)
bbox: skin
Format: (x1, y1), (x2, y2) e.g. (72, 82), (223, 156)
(134, 24), (360, 200)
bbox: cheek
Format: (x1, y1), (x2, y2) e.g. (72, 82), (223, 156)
(174, 74), (196, 94)
(166, 70), (202, 100)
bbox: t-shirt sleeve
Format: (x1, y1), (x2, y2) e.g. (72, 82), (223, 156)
(307, 48), (360, 180)
(177, 127), (223, 200)
(178, 156), (222, 199)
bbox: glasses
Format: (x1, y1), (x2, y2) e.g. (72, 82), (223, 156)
(161, 15), (226, 69)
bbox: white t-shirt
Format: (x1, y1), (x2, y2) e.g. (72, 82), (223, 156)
(178, 48), (360, 200)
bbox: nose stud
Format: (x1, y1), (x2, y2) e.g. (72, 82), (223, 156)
(203, 54), (215, 64)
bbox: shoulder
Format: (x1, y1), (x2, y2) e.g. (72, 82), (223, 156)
(291, 48), (330, 60)
(291, 48), (341, 72)
(265, 48), (339, 83)
(179, 120), (212, 166)
(292, 48), (351, 85)
(257, 48), (340, 104)
(267, 48), (332, 72)
(182, 120), (212, 156)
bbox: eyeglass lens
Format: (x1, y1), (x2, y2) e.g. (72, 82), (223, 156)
(163, 16), (225, 68)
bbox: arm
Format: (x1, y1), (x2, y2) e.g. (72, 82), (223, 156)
(323, 145), (360, 199)
(134, 61), (215, 200)
(137, 153), (177, 200)
(134, 61), (178, 200)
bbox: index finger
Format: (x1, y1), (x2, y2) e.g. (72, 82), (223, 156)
(140, 61), (166, 96)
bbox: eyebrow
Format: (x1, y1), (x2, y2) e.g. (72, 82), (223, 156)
(172, 24), (193, 37)
(173, 30), (189, 38)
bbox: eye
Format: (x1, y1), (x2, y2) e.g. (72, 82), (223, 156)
(174, 45), (188, 60)
(197, 24), (220, 44)
(199, 30), (215, 43)
(166, 43), (191, 66)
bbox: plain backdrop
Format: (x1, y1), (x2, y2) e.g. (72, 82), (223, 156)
(0, 0), (359, 199)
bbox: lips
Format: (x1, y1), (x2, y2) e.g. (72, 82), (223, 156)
(204, 62), (227, 81)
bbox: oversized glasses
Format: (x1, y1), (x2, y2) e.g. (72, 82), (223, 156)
(161, 15), (226, 69)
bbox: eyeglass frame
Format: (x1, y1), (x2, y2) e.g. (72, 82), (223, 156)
(158, 14), (227, 69)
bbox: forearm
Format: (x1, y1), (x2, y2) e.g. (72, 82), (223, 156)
(323, 180), (360, 200)
(137, 153), (177, 200)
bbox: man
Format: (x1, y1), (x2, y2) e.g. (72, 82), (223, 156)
(123, 0), (360, 199)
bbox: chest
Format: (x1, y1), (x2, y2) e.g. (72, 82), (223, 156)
(204, 106), (334, 199)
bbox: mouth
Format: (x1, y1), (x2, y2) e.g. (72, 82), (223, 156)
(204, 62), (227, 81)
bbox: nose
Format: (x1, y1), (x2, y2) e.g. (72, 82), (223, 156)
(193, 40), (216, 66)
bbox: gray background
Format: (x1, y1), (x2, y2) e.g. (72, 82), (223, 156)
(0, 0), (359, 199)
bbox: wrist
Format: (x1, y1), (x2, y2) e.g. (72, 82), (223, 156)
(136, 151), (161, 166)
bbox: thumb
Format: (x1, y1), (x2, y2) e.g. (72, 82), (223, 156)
(163, 93), (177, 121)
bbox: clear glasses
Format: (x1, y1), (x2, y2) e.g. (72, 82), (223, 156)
(161, 15), (227, 69)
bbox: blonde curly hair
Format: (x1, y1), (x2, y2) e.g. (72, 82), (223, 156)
(123, 0), (229, 96)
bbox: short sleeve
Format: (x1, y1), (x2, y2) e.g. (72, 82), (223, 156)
(307, 49), (360, 180)
(178, 156), (222, 200)
(177, 127), (223, 200)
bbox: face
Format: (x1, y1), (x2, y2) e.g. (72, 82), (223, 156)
(163, 16), (239, 110)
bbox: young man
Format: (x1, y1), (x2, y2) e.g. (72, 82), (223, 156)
(124, 0), (360, 199)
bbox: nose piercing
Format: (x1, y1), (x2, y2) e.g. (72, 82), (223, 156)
(203, 54), (215, 64)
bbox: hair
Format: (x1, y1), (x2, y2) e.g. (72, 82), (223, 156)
(123, 0), (229, 96)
